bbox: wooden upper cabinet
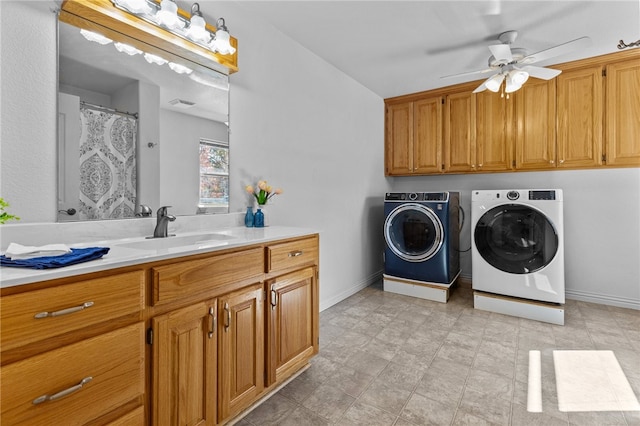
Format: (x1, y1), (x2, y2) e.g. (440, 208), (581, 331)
(556, 66), (603, 168)
(413, 97), (443, 173)
(385, 98), (442, 175)
(475, 90), (513, 172)
(385, 103), (412, 174)
(515, 78), (557, 170)
(605, 58), (640, 166)
(444, 91), (476, 172)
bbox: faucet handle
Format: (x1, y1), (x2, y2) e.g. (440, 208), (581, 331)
(157, 206), (173, 216)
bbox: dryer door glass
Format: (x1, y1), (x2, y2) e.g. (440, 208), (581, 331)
(474, 204), (558, 274)
(384, 204), (444, 262)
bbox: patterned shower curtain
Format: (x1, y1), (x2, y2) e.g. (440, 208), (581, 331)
(78, 107), (137, 220)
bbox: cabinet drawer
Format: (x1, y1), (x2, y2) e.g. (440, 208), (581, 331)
(266, 236), (318, 273)
(151, 248), (264, 305)
(1, 323), (145, 425)
(1, 270), (144, 353)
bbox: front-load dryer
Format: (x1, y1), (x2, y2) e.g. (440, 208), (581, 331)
(383, 192), (460, 302)
(471, 189), (565, 324)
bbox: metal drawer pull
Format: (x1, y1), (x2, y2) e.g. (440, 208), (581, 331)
(33, 376), (93, 405)
(288, 250), (303, 257)
(270, 286), (278, 309)
(208, 307), (215, 339)
(34, 302), (94, 319)
(224, 303), (230, 331)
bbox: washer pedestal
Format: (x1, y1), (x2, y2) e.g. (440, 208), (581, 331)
(474, 291), (565, 325)
(383, 272), (459, 303)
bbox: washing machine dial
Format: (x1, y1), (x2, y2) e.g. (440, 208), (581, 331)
(507, 191), (520, 200)
(408, 193), (419, 201)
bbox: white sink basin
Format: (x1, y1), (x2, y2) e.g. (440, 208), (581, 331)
(118, 233), (236, 251)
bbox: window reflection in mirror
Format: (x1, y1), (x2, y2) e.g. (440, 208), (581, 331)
(57, 20), (229, 222)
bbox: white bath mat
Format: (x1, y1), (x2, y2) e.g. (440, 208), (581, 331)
(553, 350), (640, 412)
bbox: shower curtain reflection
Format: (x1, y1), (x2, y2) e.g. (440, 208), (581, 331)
(78, 107), (137, 220)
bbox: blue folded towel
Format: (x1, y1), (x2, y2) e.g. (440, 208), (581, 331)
(0, 247), (110, 269)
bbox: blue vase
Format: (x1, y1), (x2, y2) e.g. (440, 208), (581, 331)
(244, 206), (254, 227)
(254, 208), (264, 228)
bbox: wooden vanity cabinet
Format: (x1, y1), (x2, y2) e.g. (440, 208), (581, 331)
(0, 270), (146, 425)
(152, 299), (218, 425)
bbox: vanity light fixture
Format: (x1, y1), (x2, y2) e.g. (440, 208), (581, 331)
(80, 29), (113, 45)
(110, 0), (236, 56)
(168, 62), (193, 74)
(143, 52), (169, 65)
(114, 41), (143, 56)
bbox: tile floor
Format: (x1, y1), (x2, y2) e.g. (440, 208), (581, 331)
(238, 282), (640, 426)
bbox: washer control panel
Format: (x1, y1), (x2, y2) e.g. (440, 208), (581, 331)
(529, 190), (556, 200)
(506, 191), (519, 200)
(385, 192), (448, 201)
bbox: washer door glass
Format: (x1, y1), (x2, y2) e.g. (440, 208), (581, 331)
(474, 204), (558, 274)
(384, 203), (443, 262)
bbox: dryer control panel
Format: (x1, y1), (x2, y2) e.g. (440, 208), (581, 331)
(529, 190), (556, 200)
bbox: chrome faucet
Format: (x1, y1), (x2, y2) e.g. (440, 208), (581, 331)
(153, 206), (176, 238)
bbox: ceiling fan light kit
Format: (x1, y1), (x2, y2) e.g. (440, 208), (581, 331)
(444, 30), (591, 95)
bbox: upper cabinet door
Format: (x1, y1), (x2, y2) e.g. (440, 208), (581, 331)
(385, 103), (413, 175)
(605, 58), (640, 166)
(515, 79), (557, 170)
(444, 91), (476, 172)
(413, 97), (443, 174)
(556, 67), (603, 168)
(475, 91), (513, 172)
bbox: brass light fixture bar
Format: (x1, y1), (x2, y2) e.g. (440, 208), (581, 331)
(60, 0), (238, 75)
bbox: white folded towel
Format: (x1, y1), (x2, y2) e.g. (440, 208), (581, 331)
(4, 242), (71, 260)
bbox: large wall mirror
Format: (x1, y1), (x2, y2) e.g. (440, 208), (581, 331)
(57, 18), (230, 222)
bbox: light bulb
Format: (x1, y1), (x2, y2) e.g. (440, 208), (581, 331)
(510, 69), (529, 85)
(210, 30), (235, 55)
(114, 42), (142, 56)
(156, 0), (185, 30)
(80, 29), (112, 45)
(169, 62), (193, 74)
(505, 73), (522, 93)
(144, 53), (168, 65)
(485, 74), (505, 92)
(186, 14), (211, 44)
(114, 0), (152, 14)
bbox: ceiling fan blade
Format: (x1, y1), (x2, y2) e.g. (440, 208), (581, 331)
(519, 36), (591, 64)
(521, 65), (562, 80)
(473, 82), (488, 93)
(488, 44), (512, 63)
(441, 67), (494, 79)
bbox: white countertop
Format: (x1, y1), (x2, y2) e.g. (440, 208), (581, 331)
(0, 226), (317, 289)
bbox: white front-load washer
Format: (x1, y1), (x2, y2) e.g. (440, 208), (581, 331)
(471, 189), (565, 323)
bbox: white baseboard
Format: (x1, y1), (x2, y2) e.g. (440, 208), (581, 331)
(320, 269), (383, 312)
(565, 288), (640, 311)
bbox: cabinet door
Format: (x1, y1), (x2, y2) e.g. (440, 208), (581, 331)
(266, 267), (318, 386)
(605, 58), (640, 166)
(152, 300), (217, 426)
(557, 67), (603, 168)
(515, 78), (557, 170)
(385, 103), (413, 175)
(413, 97), (443, 173)
(218, 284), (264, 422)
(475, 90), (513, 171)
(444, 91), (476, 172)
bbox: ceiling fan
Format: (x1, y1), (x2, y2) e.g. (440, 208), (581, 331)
(442, 30), (591, 94)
